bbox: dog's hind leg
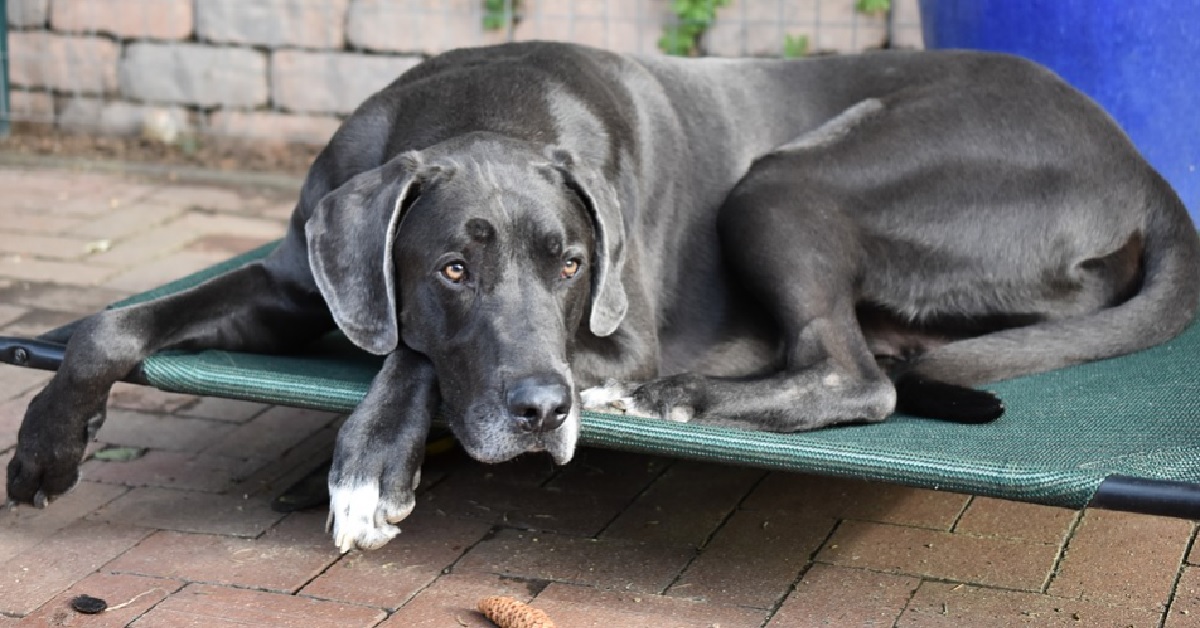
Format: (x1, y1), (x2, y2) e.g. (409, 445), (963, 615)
(6, 252), (333, 507)
(633, 164), (1004, 431)
(631, 175), (903, 432)
(907, 183), (1200, 387)
(632, 322), (898, 431)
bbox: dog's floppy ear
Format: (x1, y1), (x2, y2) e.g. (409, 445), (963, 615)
(547, 147), (628, 336)
(306, 152), (426, 355)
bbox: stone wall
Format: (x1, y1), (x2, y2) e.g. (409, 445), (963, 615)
(5, 0), (924, 145)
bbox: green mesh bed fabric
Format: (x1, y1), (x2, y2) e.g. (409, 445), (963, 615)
(117, 242), (1200, 509)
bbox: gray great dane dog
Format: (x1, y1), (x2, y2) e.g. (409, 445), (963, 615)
(7, 43), (1199, 552)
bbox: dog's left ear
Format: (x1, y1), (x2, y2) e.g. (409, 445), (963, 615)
(306, 152), (427, 355)
(547, 147), (628, 336)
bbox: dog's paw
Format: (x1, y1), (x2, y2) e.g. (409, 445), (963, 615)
(5, 390), (98, 506)
(580, 380), (634, 410)
(631, 374), (707, 423)
(6, 448), (83, 508)
(894, 375), (1004, 424)
(326, 474), (418, 553)
(582, 376), (706, 423)
(579, 380), (654, 419)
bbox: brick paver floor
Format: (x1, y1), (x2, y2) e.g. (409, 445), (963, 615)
(1, 161), (1196, 627)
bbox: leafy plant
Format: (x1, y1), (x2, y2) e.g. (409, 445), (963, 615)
(783, 34), (810, 59)
(482, 0), (521, 31)
(659, 0), (731, 56)
(784, 0), (892, 58)
(855, 0), (891, 16)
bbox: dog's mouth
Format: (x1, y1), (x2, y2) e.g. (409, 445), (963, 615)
(451, 400), (580, 466)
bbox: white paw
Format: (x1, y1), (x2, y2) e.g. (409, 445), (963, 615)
(326, 479), (415, 553)
(580, 380), (662, 419)
(580, 380), (633, 409)
(614, 396), (661, 420)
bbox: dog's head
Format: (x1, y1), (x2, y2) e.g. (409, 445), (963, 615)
(305, 134), (626, 465)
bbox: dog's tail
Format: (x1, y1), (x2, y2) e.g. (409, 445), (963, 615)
(911, 177), (1200, 387)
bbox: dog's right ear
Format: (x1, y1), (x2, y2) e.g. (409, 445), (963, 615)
(546, 147), (628, 337)
(306, 152), (425, 355)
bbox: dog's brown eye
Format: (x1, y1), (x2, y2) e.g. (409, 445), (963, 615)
(441, 262), (467, 283)
(561, 258), (581, 280)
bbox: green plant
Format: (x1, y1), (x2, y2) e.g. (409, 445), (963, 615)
(177, 134), (200, 156)
(783, 34), (810, 58)
(659, 0), (731, 56)
(482, 0), (521, 31)
(855, 0), (891, 15)
(783, 0), (892, 58)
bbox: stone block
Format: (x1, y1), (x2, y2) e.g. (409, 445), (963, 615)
(120, 43), (268, 107)
(54, 96), (102, 133)
(57, 97), (191, 138)
(511, 2), (661, 54)
(812, 0), (889, 53)
(705, 0), (887, 57)
(892, 0), (926, 49)
(51, 0), (193, 39)
(272, 50), (421, 115)
(347, 0), (506, 54)
(8, 32), (120, 93)
(6, 0), (48, 28)
(8, 90), (55, 124)
(207, 111), (341, 145)
(812, 23), (888, 53)
(197, 0), (349, 48)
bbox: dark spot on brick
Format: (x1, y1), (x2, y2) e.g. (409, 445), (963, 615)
(71, 594), (108, 614)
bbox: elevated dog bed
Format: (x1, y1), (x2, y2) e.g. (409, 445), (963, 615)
(3, 242), (1199, 517)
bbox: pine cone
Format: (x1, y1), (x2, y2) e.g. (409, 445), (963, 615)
(477, 595), (556, 628)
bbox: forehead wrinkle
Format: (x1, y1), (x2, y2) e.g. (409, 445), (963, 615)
(463, 156), (529, 223)
(471, 196), (563, 274)
(483, 160), (499, 191)
(438, 157), (582, 259)
(494, 188), (512, 224)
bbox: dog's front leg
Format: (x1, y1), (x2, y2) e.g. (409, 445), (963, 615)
(327, 345), (437, 552)
(8, 261), (330, 507)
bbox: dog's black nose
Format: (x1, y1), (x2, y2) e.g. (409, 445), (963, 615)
(507, 375), (570, 432)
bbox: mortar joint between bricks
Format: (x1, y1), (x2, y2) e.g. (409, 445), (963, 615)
(1041, 508), (1086, 594)
(1156, 521), (1200, 627)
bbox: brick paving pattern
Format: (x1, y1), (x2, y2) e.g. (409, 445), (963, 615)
(0, 162), (1197, 626)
